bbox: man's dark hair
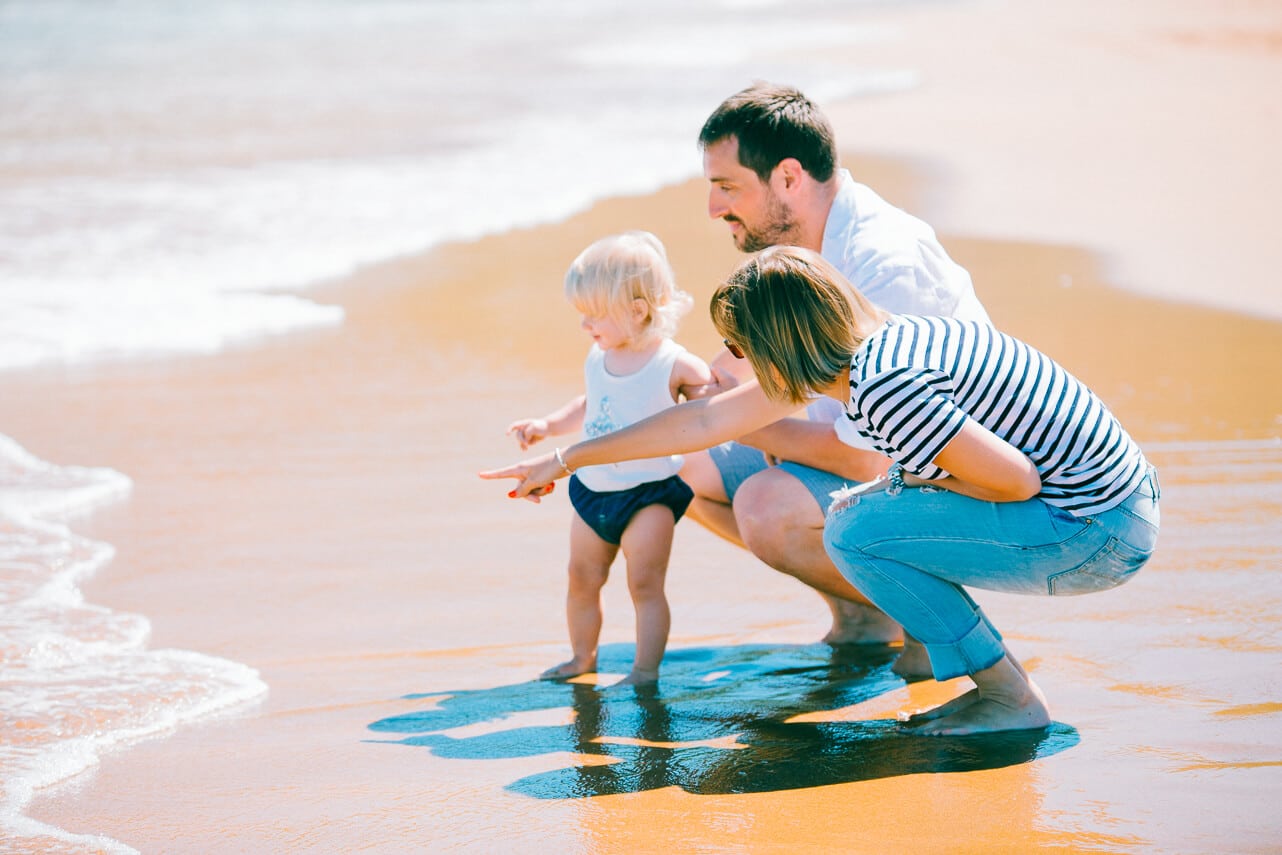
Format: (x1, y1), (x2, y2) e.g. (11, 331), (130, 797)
(698, 82), (838, 183)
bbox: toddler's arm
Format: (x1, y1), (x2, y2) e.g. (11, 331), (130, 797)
(680, 346), (750, 401)
(672, 351), (719, 402)
(507, 395), (586, 450)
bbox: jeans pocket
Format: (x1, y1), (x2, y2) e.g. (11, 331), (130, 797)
(1047, 536), (1151, 596)
(1045, 504), (1092, 541)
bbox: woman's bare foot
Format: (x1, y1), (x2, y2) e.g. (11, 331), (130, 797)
(891, 636), (932, 681)
(912, 656), (1050, 736)
(914, 689), (1049, 735)
(820, 595), (904, 645)
(902, 687), (979, 724)
(539, 658), (595, 681)
(610, 667), (659, 688)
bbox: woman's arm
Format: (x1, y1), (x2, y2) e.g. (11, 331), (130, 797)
(736, 417), (890, 483)
(480, 380), (800, 499)
(905, 418), (1041, 502)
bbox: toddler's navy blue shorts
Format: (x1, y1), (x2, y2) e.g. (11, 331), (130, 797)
(568, 474), (694, 545)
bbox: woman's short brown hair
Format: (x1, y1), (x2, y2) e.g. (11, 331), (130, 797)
(711, 247), (879, 403)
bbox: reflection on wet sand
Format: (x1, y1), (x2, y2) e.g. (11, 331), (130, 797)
(369, 643), (1077, 798)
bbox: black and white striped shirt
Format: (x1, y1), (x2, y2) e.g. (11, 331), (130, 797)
(846, 315), (1147, 516)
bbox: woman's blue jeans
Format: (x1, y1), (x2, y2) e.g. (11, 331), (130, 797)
(822, 468), (1161, 681)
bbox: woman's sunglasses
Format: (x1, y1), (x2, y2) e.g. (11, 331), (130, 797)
(723, 339), (745, 359)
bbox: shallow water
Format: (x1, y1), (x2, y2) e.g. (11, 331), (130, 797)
(371, 642), (1080, 799)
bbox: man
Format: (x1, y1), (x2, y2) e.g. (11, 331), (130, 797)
(680, 83), (990, 658)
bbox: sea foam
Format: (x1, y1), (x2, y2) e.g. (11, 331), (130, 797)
(0, 0), (915, 374)
(0, 436), (268, 854)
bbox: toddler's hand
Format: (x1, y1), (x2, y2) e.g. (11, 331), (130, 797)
(507, 418), (549, 450)
(682, 381), (719, 400)
(709, 362), (743, 393)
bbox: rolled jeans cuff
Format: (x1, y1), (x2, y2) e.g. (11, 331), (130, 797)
(923, 612), (1005, 681)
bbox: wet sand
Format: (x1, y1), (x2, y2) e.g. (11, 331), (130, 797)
(11, 1), (1282, 852)
(10, 174), (1282, 852)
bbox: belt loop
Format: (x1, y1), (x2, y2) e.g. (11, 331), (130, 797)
(1148, 464), (1161, 500)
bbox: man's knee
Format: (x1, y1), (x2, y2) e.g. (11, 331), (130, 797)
(734, 468), (823, 556)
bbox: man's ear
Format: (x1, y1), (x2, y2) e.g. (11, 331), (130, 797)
(772, 157), (806, 192)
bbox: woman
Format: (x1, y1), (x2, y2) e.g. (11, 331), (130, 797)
(482, 246), (1160, 735)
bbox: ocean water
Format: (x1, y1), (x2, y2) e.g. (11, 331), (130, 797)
(0, 0), (914, 373)
(0, 0), (921, 849)
(0, 437), (268, 853)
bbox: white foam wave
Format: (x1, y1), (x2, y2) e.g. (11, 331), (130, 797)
(0, 0), (922, 375)
(0, 435), (268, 854)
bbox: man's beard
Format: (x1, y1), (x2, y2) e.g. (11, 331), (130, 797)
(736, 191), (801, 253)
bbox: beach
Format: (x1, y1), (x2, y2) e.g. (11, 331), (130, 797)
(4, 1), (1282, 852)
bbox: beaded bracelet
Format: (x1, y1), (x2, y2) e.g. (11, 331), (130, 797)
(554, 447), (575, 475)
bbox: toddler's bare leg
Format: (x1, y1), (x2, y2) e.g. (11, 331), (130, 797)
(613, 504), (676, 687)
(541, 515), (615, 680)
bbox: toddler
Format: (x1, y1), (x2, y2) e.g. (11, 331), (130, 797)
(505, 231), (717, 686)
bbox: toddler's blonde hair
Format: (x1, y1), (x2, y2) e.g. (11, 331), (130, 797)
(564, 231), (692, 344)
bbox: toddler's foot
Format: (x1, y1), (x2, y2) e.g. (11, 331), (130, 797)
(539, 659), (595, 681)
(610, 667), (659, 688)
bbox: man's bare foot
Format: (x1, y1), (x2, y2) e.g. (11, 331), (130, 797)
(539, 659), (595, 681)
(912, 657), (1050, 735)
(891, 636), (933, 681)
(820, 595), (904, 645)
(610, 667), (659, 688)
